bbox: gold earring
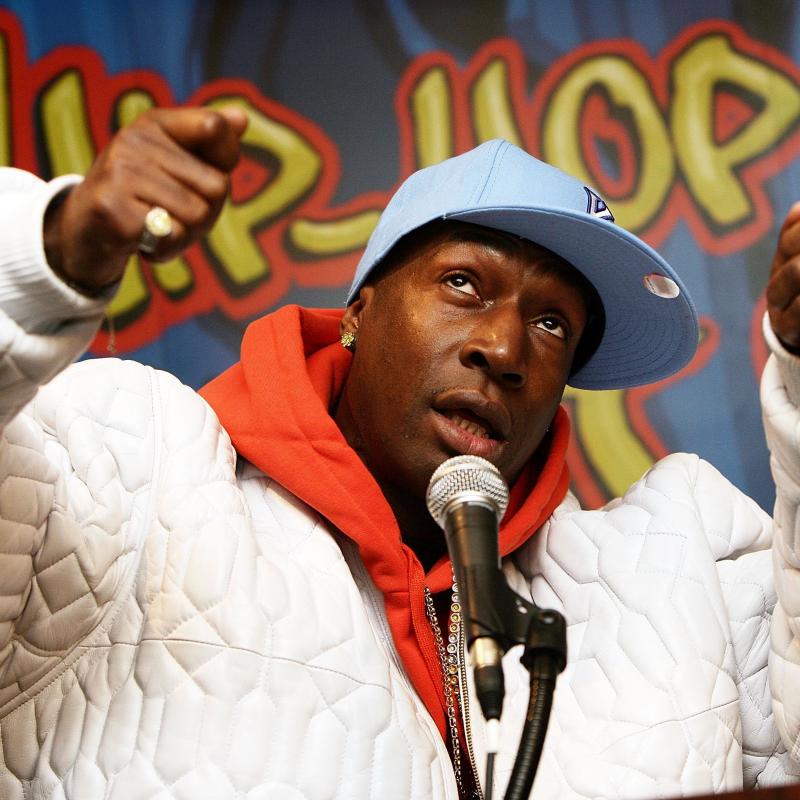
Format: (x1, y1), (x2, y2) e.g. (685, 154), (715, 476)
(341, 331), (356, 351)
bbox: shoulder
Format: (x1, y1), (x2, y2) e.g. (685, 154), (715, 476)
(36, 356), (213, 417)
(26, 357), (231, 478)
(32, 357), (162, 437)
(545, 452), (770, 561)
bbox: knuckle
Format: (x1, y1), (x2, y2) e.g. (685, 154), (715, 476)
(184, 197), (210, 227)
(107, 129), (150, 166)
(783, 258), (800, 287)
(775, 256), (800, 283)
(151, 222), (187, 262)
(206, 171), (228, 201)
(89, 190), (120, 226)
(126, 109), (161, 137)
(135, 107), (160, 123)
(87, 193), (137, 241)
(199, 110), (226, 140)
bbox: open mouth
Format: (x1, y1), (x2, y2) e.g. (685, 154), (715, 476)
(439, 408), (496, 440)
(431, 391), (511, 457)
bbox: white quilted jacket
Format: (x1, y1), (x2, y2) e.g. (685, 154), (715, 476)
(0, 171), (798, 799)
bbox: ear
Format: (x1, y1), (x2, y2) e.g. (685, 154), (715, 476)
(340, 285), (375, 337)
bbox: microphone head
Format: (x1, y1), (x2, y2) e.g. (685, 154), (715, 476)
(426, 455), (510, 528)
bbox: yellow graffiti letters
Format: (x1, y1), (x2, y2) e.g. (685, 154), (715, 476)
(540, 54), (674, 232)
(408, 66), (455, 168)
(40, 70), (96, 175)
(671, 34), (800, 227)
(205, 96), (321, 291)
(288, 211), (381, 258)
(564, 386), (656, 499)
(471, 57), (524, 146)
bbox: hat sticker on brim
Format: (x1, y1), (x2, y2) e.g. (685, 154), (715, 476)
(644, 273), (681, 299)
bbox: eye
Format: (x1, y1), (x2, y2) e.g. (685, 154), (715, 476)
(444, 272), (479, 298)
(535, 316), (567, 340)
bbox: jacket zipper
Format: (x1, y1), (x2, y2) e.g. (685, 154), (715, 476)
(340, 538), (460, 799)
(457, 626), (485, 800)
(343, 534), (479, 798)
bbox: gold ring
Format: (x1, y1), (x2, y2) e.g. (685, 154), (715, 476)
(138, 206), (173, 254)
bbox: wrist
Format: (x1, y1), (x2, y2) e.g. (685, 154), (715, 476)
(43, 188), (68, 279)
(43, 189), (119, 298)
(0, 170), (107, 333)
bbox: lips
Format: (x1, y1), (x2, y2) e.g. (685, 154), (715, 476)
(433, 390), (511, 442)
(429, 390), (512, 458)
(441, 409), (493, 439)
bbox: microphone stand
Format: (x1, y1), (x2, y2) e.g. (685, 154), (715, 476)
(503, 594), (566, 800)
(452, 550), (567, 800)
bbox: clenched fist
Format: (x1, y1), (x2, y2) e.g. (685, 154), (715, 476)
(43, 106), (248, 295)
(768, 201), (800, 354)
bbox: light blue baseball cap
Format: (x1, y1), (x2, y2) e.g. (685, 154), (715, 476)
(346, 139), (698, 391)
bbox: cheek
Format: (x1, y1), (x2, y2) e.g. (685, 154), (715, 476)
(348, 331), (443, 492)
(369, 301), (439, 376)
(356, 308), (431, 421)
(501, 364), (568, 474)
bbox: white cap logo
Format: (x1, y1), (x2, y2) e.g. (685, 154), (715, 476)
(585, 187), (615, 223)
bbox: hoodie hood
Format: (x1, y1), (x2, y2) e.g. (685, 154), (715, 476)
(200, 304), (571, 736)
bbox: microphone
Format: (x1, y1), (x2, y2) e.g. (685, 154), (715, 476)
(426, 455), (510, 725)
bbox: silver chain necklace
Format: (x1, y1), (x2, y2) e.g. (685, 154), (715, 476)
(424, 580), (467, 795)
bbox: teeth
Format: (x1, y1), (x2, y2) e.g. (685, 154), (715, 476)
(445, 411), (490, 439)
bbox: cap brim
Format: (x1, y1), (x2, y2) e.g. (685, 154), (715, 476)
(450, 206), (698, 390)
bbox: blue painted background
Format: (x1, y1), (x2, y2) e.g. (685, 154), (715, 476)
(3, 0), (798, 512)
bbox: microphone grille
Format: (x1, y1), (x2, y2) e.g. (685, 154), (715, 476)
(426, 455), (510, 527)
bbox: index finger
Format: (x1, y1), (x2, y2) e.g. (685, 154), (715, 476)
(151, 107), (247, 172)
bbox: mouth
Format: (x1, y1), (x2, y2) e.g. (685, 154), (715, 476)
(430, 391), (511, 458)
(439, 408), (496, 440)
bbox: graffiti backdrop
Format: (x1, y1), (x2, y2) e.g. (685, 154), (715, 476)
(2, 0), (799, 512)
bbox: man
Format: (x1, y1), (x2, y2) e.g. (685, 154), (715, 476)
(0, 107), (797, 799)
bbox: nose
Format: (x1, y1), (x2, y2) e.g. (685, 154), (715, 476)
(459, 304), (527, 388)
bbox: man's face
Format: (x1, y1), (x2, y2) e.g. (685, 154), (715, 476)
(337, 222), (591, 502)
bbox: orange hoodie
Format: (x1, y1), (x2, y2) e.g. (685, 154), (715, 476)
(200, 304), (570, 738)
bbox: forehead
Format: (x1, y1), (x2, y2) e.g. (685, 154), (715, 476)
(375, 219), (592, 294)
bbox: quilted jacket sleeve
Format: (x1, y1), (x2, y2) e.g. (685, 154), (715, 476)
(0, 168), (109, 676)
(660, 452), (784, 788)
(0, 168), (107, 430)
(760, 317), (800, 771)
